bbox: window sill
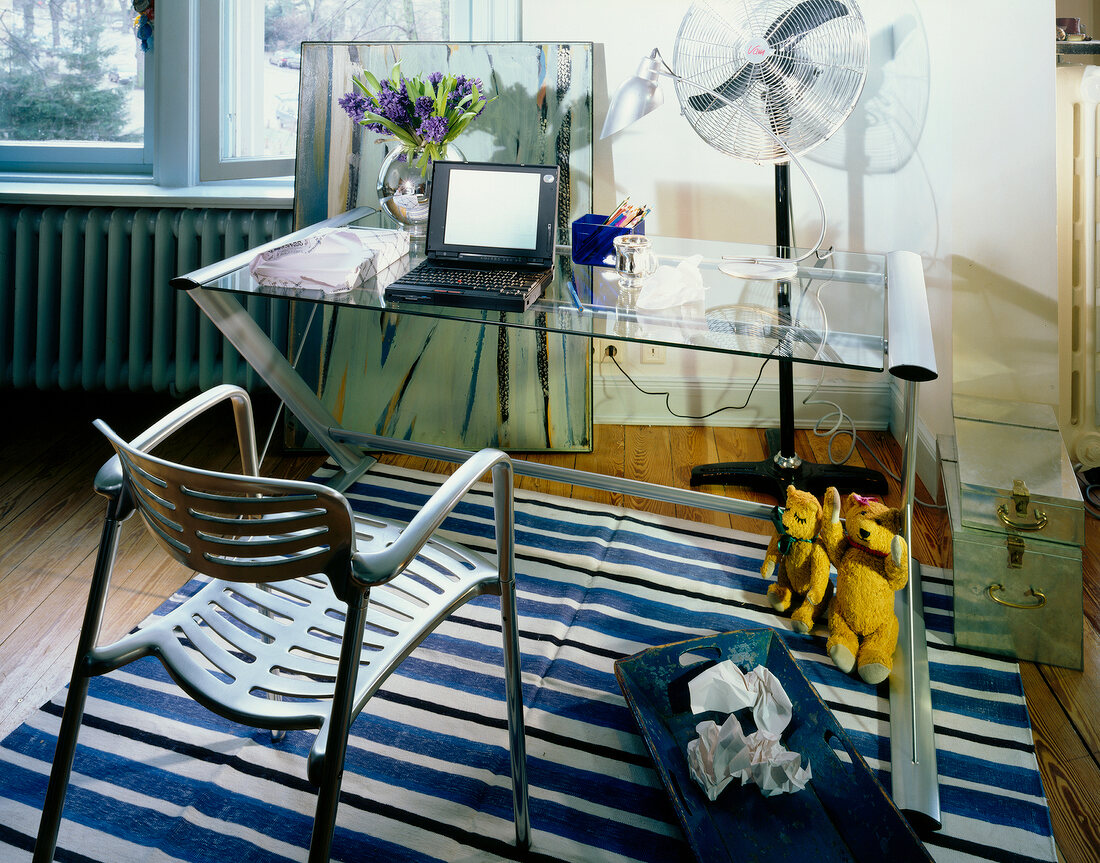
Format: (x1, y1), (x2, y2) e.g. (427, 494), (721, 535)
(0, 176), (294, 209)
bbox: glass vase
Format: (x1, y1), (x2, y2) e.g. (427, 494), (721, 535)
(376, 144), (463, 235)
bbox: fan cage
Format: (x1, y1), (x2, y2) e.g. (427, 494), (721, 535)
(672, 0), (869, 164)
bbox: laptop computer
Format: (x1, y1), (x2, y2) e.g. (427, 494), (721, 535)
(384, 160), (560, 312)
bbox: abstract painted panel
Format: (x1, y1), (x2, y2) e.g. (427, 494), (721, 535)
(291, 42), (593, 451)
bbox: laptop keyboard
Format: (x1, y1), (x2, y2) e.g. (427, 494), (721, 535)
(386, 261), (547, 312)
(393, 264), (539, 293)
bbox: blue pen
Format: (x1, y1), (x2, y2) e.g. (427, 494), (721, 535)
(566, 274), (584, 311)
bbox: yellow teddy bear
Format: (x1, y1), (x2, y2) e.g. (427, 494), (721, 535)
(761, 485), (833, 633)
(819, 488), (908, 685)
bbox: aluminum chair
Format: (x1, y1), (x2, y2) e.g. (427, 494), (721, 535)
(33, 385), (529, 863)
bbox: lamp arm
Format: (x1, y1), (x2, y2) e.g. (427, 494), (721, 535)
(648, 49), (828, 267)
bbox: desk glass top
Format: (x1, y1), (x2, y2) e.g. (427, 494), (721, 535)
(190, 209), (887, 373)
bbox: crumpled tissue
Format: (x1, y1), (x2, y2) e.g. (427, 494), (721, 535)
(685, 661), (812, 800)
(249, 226), (409, 293)
(636, 254), (706, 310)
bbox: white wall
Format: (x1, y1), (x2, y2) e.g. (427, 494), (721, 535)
(945, 4), (1058, 411)
(524, 0), (1059, 473)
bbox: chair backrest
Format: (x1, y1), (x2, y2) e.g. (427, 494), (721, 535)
(96, 420), (357, 595)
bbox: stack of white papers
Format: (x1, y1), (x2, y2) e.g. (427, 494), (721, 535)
(249, 226), (410, 293)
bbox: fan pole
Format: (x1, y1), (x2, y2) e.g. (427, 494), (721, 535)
(689, 164), (889, 499)
(774, 162), (799, 466)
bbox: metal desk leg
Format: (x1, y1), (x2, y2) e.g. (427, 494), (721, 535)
(187, 287), (371, 489)
(889, 378), (941, 834)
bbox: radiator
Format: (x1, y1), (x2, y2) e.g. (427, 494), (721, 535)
(1057, 65), (1100, 468)
(0, 204), (294, 393)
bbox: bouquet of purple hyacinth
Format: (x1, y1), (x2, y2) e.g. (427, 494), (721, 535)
(339, 62), (492, 177)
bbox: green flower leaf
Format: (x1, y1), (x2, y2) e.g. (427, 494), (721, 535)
(361, 70), (381, 95)
(434, 80), (450, 114)
(359, 111), (418, 147)
(449, 111), (480, 138)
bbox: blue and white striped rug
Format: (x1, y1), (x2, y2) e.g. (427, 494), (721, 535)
(0, 464), (1057, 862)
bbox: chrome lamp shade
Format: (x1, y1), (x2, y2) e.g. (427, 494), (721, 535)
(601, 50), (665, 139)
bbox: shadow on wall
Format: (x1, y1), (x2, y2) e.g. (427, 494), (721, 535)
(951, 254), (1060, 405)
(808, 0), (932, 256)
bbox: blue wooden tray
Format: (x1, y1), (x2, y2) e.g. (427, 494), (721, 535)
(614, 628), (932, 863)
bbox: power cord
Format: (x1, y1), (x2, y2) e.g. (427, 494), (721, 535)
(602, 342), (781, 420)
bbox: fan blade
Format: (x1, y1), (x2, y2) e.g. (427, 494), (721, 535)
(764, 54), (838, 153)
(766, 0), (849, 48)
(764, 86), (790, 142)
(687, 65), (755, 112)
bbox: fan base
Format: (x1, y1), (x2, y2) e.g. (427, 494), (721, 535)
(689, 429), (889, 501)
(718, 258), (799, 280)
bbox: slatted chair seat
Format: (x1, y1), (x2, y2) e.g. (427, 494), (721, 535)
(33, 385), (529, 863)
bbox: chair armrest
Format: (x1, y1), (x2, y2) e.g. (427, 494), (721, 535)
(351, 448), (513, 585)
(93, 384), (260, 501)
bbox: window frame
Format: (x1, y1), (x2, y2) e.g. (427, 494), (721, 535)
(0, 28), (155, 177)
(0, 0), (521, 189)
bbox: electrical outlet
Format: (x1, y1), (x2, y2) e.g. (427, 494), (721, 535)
(593, 338), (618, 360)
(640, 344), (666, 364)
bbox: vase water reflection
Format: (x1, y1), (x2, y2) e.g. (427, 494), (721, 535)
(377, 144), (463, 235)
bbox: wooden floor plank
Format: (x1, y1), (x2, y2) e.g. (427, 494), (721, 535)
(623, 425), (678, 518)
(572, 423), (625, 509)
(668, 426), (732, 529)
(1019, 661), (1100, 863)
(1039, 622), (1100, 763)
(514, 451), (576, 499)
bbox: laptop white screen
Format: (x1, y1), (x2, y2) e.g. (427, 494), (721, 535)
(442, 168), (542, 250)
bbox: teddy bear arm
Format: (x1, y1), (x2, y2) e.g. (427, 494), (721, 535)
(804, 545), (832, 605)
(818, 521), (846, 564)
(885, 534), (909, 589)
(761, 534), (781, 579)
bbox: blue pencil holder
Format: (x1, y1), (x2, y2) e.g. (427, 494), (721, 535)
(570, 215), (646, 267)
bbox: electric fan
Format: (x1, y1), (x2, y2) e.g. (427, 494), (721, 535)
(602, 0), (883, 498)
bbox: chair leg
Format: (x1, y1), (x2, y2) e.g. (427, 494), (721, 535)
(501, 582), (531, 850)
(493, 463), (530, 850)
(307, 590), (368, 863)
(34, 513), (124, 862)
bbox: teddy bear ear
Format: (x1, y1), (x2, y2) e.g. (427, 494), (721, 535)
(878, 508), (903, 534)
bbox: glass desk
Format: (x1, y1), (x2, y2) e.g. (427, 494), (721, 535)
(173, 205), (940, 830)
(185, 208), (888, 375)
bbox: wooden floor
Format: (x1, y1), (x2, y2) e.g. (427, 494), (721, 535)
(1, 390), (1097, 861)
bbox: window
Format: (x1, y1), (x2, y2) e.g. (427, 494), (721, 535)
(1, 0), (517, 185)
(0, 0), (153, 175)
(204, 0), (457, 181)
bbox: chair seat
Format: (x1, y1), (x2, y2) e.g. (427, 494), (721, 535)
(93, 511), (500, 739)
